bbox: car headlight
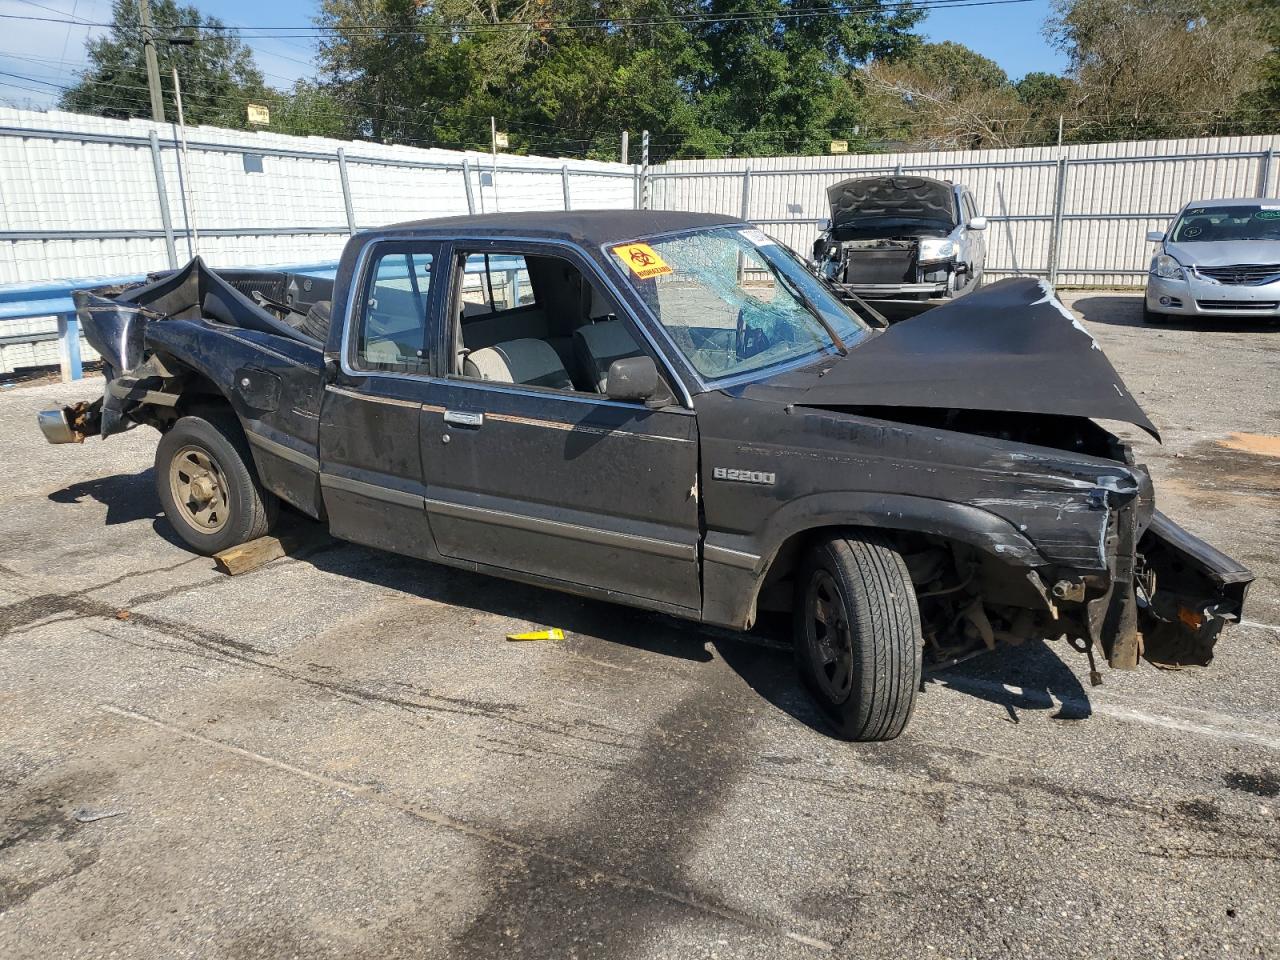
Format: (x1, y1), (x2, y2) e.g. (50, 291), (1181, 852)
(1153, 254), (1185, 280)
(918, 238), (956, 262)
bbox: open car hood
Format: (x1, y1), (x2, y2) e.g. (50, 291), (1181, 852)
(826, 175), (956, 233)
(789, 277), (1160, 439)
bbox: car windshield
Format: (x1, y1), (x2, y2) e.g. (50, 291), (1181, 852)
(607, 226), (873, 381)
(1170, 204), (1280, 242)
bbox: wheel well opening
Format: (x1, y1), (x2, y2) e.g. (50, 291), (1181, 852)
(756, 524), (1063, 662)
(756, 526), (942, 617)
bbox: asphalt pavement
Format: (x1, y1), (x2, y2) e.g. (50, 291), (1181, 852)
(1, 292), (1277, 959)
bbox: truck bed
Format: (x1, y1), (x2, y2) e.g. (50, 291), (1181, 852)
(52, 257), (331, 517)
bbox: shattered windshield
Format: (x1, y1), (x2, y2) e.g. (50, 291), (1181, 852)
(1171, 204), (1280, 242)
(608, 227), (872, 381)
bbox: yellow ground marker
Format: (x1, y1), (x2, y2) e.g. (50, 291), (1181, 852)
(506, 628), (566, 642)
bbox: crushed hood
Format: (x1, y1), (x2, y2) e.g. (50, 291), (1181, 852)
(826, 176), (956, 233)
(783, 277), (1160, 439)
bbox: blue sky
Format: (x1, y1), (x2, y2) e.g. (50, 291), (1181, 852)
(0, 0), (1066, 111)
(923, 0), (1065, 79)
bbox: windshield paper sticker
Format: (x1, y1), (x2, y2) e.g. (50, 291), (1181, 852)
(1255, 209), (1280, 220)
(738, 228), (775, 247)
(612, 243), (673, 279)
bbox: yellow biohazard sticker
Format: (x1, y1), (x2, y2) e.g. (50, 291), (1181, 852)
(612, 242), (673, 280)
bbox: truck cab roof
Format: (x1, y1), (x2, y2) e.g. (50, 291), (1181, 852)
(381, 210), (744, 247)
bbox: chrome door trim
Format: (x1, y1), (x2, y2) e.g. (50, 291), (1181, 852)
(320, 473), (425, 510)
(424, 497), (697, 561)
(703, 543), (761, 570)
(482, 409), (693, 442)
(324, 383), (426, 409)
(246, 429), (319, 472)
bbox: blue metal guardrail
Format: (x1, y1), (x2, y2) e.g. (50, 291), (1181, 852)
(0, 255), (526, 382)
(0, 262), (340, 382)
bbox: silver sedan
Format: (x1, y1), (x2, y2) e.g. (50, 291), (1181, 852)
(1144, 197), (1280, 322)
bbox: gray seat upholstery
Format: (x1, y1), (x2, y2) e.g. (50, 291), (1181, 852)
(457, 306), (554, 372)
(463, 338), (574, 390)
(573, 320), (643, 393)
(460, 306), (551, 351)
(587, 284), (615, 322)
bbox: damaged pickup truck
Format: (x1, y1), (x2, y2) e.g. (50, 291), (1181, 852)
(812, 175), (987, 318)
(39, 211), (1252, 741)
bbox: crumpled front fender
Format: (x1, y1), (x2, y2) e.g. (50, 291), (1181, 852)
(1137, 511), (1253, 667)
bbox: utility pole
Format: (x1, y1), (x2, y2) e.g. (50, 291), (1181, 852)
(172, 65), (198, 256)
(139, 0), (165, 122)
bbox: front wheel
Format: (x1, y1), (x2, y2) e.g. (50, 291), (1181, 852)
(155, 412), (277, 555)
(793, 532), (922, 741)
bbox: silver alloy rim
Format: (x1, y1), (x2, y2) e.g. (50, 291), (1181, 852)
(168, 445), (230, 533)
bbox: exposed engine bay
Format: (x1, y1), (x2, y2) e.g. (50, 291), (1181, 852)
(811, 175), (986, 319)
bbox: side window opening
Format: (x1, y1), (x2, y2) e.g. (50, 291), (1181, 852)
(355, 249), (433, 373)
(451, 250), (648, 398)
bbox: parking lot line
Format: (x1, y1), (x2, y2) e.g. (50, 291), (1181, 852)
(934, 675), (1280, 752)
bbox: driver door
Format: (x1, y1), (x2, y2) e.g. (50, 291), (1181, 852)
(420, 241), (703, 613)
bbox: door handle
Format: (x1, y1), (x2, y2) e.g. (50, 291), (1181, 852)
(443, 410), (484, 428)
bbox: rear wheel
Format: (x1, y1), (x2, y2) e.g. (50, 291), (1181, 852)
(155, 412), (277, 555)
(793, 532), (922, 741)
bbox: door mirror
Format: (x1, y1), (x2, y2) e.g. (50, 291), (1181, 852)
(967, 216), (988, 231)
(1146, 230), (1165, 243)
(606, 356), (660, 403)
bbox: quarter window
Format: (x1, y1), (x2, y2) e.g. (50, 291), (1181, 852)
(353, 249), (434, 373)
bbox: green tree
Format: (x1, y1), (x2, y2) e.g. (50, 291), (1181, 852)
(60, 0), (267, 129)
(1010, 70), (1075, 144)
(1014, 71), (1073, 112)
(860, 41), (1030, 148)
(1046, 0), (1272, 140)
(686, 0), (923, 156)
(895, 40), (1010, 98)
(268, 80), (351, 139)
(314, 0), (926, 159)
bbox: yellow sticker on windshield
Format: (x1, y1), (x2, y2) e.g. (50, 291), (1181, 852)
(612, 242), (673, 279)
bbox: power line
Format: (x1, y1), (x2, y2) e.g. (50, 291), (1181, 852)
(13, 0), (96, 23)
(0, 0), (1032, 37)
(0, 52), (633, 136)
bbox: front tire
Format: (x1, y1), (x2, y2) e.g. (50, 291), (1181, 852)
(794, 532), (922, 741)
(155, 412), (277, 555)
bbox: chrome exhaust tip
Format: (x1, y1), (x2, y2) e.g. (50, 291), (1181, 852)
(37, 408), (81, 444)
